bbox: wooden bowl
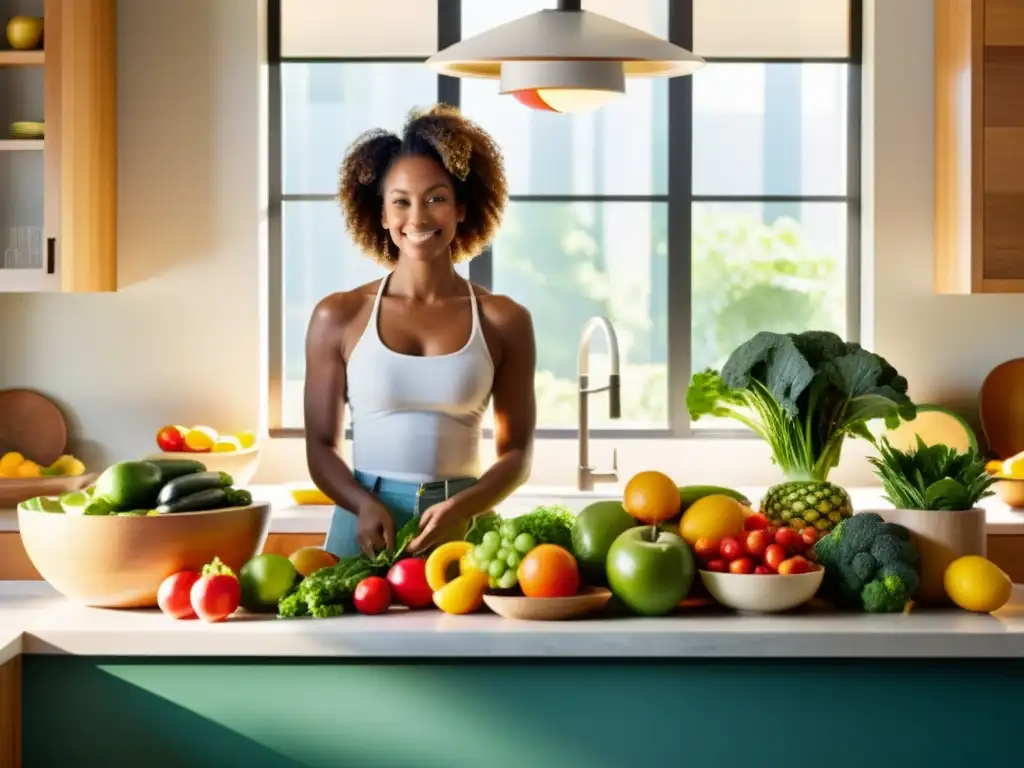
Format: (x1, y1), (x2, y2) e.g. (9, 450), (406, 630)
(995, 479), (1024, 509)
(144, 446), (261, 486)
(0, 472), (98, 508)
(482, 586), (613, 621)
(979, 358), (1024, 459)
(17, 502), (272, 608)
(698, 568), (824, 613)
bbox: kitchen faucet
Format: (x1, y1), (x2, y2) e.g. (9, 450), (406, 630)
(577, 316), (621, 492)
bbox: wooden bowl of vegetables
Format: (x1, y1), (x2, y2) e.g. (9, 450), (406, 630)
(16, 458), (272, 608)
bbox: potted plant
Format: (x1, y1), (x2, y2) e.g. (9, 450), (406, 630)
(687, 330), (916, 535)
(866, 435), (997, 606)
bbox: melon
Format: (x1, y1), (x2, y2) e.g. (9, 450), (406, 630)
(878, 405), (978, 454)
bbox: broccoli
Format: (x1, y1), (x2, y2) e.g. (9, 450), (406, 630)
(812, 512), (919, 613)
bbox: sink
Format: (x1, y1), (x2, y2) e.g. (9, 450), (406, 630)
(497, 486), (624, 516)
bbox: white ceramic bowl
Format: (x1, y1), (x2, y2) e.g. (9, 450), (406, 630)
(144, 445), (261, 486)
(699, 568), (825, 613)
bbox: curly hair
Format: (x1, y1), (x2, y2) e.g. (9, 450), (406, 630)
(337, 104), (508, 266)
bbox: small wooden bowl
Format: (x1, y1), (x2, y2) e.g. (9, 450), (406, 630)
(482, 586), (613, 621)
(994, 479), (1024, 509)
(18, 502), (272, 608)
(145, 446), (261, 486)
(0, 472), (98, 508)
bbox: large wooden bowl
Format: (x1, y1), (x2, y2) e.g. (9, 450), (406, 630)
(0, 472), (98, 508)
(17, 503), (272, 608)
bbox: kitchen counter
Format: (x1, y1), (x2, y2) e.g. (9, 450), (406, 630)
(3, 580), (1024, 659)
(3, 484), (1024, 535)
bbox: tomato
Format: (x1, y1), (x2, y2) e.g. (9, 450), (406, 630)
(387, 558), (433, 609)
(763, 543), (787, 571)
(743, 512), (770, 531)
(719, 537), (744, 561)
(704, 558), (728, 573)
(801, 527), (819, 548)
(693, 536), (721, 560)
(157, 571), (200, 619)
(754, 565), (772, 575)
(353, 576), (392, 615)
(774, 527), (803, 553)
(190, 573), (241, 623)
(777, 556), (813, 575)
(155, 425), (185, 452)
(744, 529), (772, 558)
(729, 556), (755, 574)
(518, 544), (580, 598)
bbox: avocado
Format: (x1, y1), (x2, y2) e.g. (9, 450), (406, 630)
(93, 461), (164, 511)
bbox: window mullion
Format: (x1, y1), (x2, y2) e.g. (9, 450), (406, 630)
(667, 0), (694, 437)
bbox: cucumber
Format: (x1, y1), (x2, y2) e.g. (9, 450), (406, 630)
(678, 484), (751, 510)
(157, 488), (231, 514)
(156, 471), (233, 506)
(145, 458), (207, 484)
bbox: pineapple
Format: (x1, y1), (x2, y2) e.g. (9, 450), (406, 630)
(760, 480), (853, 533)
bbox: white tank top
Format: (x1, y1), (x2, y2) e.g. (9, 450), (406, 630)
(345, 273), (495, 483)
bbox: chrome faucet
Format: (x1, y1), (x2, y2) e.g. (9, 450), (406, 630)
(577, 316), (621, 492)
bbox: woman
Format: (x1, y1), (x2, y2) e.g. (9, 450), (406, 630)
(304, 104), (537, 559)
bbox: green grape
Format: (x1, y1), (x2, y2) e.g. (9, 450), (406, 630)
(489, 576), (501, 590)
(506, 552), (520, 569)
(499, 522), (517, 540)
(488, 559), (506, 578)
(497, 570), (518, 590)
(496, 548), (510, 561)
(481, 530), (500, 548)
(473, 544), (491, 563)
(513, 533), (536, 553)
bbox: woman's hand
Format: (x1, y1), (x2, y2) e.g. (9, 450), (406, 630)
(408, 497), (472, 554)
(356, 499), (396, 557)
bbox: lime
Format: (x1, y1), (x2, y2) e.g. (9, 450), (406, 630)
(239, 554), (300, 612)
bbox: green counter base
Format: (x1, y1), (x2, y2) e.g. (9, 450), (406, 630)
(24, 657), (1021, 767)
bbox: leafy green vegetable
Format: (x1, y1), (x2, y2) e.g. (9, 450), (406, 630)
(868, 436), (996, 511)
(465, 511), (501, 545)
(277, 517), (420, 619)
(501, 504), (575, 550)
(812, 512), (919, 612)
(686, 330), (916, 481)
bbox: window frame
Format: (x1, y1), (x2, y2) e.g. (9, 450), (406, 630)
(265, 0), (863, 441)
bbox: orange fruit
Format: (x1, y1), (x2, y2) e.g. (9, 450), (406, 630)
(678, 495), (746, 546)
(622, 470), (681, 524)
(517, 544), (580, 598)
(288, 546), (339, 578)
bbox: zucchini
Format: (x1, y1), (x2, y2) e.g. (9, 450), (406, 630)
(156, 470), (233, 506)
(157, 488), (231, 514)
(145, 458), (207, 484)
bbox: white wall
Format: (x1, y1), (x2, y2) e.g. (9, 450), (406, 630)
(1, 0), (1021, 491)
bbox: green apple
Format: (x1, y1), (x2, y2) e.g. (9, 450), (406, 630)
(6, 16), (44, 51)
(606, 526), (695, 616)
(571, 500), (639, 582)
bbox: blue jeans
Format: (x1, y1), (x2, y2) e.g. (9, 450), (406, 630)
(323, 471), (477, 559)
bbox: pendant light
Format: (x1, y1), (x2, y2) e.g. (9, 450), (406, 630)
(426, 0), (705, 114)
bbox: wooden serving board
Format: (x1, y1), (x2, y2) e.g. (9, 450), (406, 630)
(0, 389), (68, 467)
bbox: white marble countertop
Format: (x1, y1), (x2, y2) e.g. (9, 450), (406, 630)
(3, 484), (1024, 535)
(2, 581), (1023, 660)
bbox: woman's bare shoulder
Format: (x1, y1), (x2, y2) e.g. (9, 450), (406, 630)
(475, 288), (533, 335)
(310, 280), (382, 327)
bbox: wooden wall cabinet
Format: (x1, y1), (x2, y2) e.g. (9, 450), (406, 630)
(935, 0), (1024, 294)
(0, 0), (116, 293)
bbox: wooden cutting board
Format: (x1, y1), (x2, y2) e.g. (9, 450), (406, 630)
(979, 357), (1024, 459)
(0, 389), (68, 467)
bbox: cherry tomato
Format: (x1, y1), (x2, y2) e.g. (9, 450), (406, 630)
(386, 558), (433, 609)
(754, 565), (773, 575)
(777, 556), (813, 575)
(774, 527), (803, 554)
(353, 576), (392, 615)
(729, 556), (755, 574)
(763, 543), (787, 571)
(157, 571), (200, 619)
(155, 425), (185, 452)
(801, 527), (819, 548)
(744, 529), (772, 558)
(719, 537), (743, 561)
(704, 558), (728, 573)
(190, 573), (241, 623)
(694, 537), (721, 560)
(743, 512), (771, 531)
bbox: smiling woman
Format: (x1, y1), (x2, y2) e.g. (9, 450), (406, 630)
(303, 105), (537, 562)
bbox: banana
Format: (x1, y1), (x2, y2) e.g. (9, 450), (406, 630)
(678, 484), (750, 510)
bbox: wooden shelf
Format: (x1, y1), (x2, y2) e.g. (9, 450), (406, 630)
(0, 140), (43, 151)
(0, 50), (44, 67)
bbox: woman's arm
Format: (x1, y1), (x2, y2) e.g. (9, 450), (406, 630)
(304, 293), (395, 551)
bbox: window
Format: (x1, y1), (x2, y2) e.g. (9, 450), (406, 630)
(267, 0), (861, 436)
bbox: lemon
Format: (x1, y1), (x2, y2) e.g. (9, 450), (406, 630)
(16, 460), (41, 478)
(678, 494), (746, 546)
(235, 430), (257, 449)
(0, 451), (24, 477)
(1002, 452), (1024, 479)
(944, 555), (1013, 613)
